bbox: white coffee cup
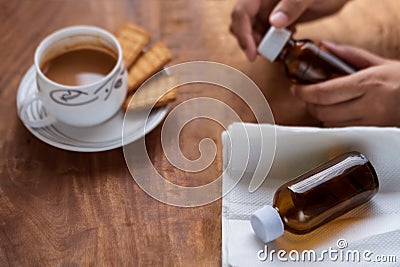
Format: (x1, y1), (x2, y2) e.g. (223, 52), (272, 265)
(19, 25), (127, 128)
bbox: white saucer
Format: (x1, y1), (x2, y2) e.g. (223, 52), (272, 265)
(17, 66), (169, 152)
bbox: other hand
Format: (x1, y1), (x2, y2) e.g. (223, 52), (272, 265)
(291, 41), (400, 127)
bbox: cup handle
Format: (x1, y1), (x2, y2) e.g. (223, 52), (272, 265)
(19, 93), (56, 128)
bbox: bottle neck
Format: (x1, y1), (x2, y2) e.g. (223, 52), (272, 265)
(279, 38), (295, 61)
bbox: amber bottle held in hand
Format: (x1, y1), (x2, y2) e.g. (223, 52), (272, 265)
(258, 27), (356, 84)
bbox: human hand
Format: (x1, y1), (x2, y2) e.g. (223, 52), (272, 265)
(291, 41), (400, 127)
(230, 0), (349, 61)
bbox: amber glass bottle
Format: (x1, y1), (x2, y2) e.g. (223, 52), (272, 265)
(251, 151), (379, 243)
(258, 27), (356, 84)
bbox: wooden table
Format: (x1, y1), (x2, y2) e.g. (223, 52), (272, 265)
(1, 0), (399, 265)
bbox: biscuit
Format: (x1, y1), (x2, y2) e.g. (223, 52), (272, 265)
(116, 23), (150, 68)
(124, 75), (178, 111)
(127, 42), (172, 93)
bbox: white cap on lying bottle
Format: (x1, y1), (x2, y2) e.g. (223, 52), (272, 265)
(257, 26), (292, 62)
(250, 205), (284, 243)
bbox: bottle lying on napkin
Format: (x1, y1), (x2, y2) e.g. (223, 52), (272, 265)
(251, 151), (379, 243)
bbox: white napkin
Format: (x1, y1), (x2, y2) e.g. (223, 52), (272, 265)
(222, 123), (400, 267)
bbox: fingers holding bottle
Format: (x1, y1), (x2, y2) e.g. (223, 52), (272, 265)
(230, 0), (350, 61)
(291, 63), (400, 127)
(230, 0), (276, 61)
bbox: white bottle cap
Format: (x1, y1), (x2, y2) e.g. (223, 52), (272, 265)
(250, 205), (284, 243)
(257, 26), (292, 62)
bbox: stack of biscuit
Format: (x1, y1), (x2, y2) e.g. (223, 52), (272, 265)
(116, 23), (177, 111)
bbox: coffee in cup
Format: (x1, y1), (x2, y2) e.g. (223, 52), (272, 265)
(42, 48), (118, 86)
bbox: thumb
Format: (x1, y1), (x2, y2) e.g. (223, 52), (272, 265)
(321, 41), (386, 69)
(270, 0), (314, 28)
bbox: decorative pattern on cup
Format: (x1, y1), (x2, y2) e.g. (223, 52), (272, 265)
(49, 67), (126, 106)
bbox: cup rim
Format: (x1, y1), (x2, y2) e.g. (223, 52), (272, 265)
(34, 25), (123, 89)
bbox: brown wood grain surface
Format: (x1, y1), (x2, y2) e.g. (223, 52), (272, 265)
(1, 0), (400, 266)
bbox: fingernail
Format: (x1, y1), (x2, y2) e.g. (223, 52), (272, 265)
(245, 42), (257, 61)
(246, 52), (254, 62)
(270, 12), (289, 28)
(244, 49), (252, 61)
(321, 40), (335, 48)
(290, 85), (296, 95)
